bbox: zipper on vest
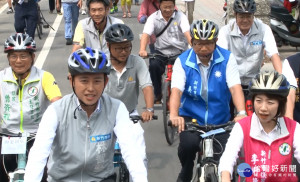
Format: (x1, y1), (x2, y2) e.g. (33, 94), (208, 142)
(81, 123), (89, 182)
(18, 79), (24, 133)
(18, 79), (40, 133)
(268, 149), (271, 159)
(87, 118), (91, 129)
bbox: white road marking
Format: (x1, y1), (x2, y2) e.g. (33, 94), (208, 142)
(0, 3), (8, 14)
(34, 14), (63, 69)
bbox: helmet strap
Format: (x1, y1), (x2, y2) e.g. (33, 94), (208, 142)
(93, 15), (107, 33)
(71, 75), (106, 113)
(108, 45), (124, 65)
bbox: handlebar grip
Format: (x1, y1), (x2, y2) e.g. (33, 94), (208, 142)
(168, 120), (173, 126)
(152, 115), (158, 120)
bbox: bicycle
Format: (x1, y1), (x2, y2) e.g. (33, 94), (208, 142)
(169, 119), (234, 182)
(36, 1), (55, 40)
(113, 115), (157, 182)
(242, 86), (254, 116)
(0, 131), (35, 182)
(146, 53), (179, 145)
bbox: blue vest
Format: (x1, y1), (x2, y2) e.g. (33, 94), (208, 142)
(179, 46), (232, 125)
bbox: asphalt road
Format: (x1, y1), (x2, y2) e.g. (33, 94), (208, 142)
(0, 0), (299, 182)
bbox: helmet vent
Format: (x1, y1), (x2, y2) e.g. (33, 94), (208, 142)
(90, 58), (96, 66)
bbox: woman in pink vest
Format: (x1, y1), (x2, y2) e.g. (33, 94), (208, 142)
(219, 71), (300, 182)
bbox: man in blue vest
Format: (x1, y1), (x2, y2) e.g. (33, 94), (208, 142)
(169, 19), (246, 182)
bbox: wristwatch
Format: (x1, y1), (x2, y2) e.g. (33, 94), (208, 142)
(237, 110), (247, 116)
(146, 107), (154, 113)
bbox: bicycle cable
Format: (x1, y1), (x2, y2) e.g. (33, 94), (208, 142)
(212, 135), (224, 155)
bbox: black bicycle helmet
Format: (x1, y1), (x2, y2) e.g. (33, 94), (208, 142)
(249, 71), (290, 98)
(4, 33), (36, 53)
(87, 0), (110, 8)
(190, 19), (219, 40)
(105, 23), (134, 43)
(233, 0), (256, 13)
(159, 0), (175, 3)
(68, 47), (110, 76)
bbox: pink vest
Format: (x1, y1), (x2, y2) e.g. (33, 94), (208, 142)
(239, 116), (298, 182)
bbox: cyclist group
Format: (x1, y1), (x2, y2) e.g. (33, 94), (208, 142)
(1, 0), (300, 182)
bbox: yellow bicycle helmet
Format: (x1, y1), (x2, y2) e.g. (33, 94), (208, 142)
(190, 19), (219, 40)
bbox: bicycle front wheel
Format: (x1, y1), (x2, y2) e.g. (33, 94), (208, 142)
(162, 80), (176, 145)
(204, 164), (218, 182)
(119, 162), (129, 182)
(36, 23), (42, 40)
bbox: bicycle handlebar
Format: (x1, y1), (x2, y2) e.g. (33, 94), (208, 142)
(130, 115), (158, 124)
(167, 119), (234, 133)
(0, 131), (35, 138)
(141, 53), (179, 60)
(185, 121), (234, 133)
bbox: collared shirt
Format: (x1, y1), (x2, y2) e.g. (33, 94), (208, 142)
(24, 95), (147, 182)
(171, 52), (241, 92)
(142, 10), (190, 55)
(143, 10), (190, 35)
(218, 113), (300, 176)
(218, 19), (278, 58)
(238, 27), (251, 47)
(282, 59), (298, 88)
(112, 66), (127, 85)
(105, 55), (152, 112)
(75, 98), (101, 113)
(12, 71), (61, 101)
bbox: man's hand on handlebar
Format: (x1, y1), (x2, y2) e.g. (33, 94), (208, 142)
(139, 50), (148, 58)
(170, 115), (185, 133)
(141, 110), (154, 122)
(233, 115), (247, 122)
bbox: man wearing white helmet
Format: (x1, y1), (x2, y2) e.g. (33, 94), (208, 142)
(0, 33), (61, 182)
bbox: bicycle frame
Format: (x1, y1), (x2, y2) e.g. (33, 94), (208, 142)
(145, 53), (179, 145)
(183, 120), (234, 182)
(1, 132), (33, 182)
(242, 87), (254, 116)
(113, 115), (157, 182)
(9, 154), (26, 182)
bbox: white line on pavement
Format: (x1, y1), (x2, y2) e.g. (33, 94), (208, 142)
(0, 3), (8, 14)
(34, 14), (63, 69)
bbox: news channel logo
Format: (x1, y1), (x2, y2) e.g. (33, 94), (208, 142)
(237, 163), (253, 177)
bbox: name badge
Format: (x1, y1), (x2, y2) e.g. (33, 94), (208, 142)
(1, 137), (27, 154)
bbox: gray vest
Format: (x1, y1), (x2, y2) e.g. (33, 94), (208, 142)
(227, 19), (265, 85)
(82, 16), (123, 60)
(153, 11), (188, 55)
(0, 67), (49, 135)
(47, 93), (121, 182)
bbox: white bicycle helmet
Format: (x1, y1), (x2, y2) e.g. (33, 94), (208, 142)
(4, 33), (36, 53)
(249, 71), (290, 97)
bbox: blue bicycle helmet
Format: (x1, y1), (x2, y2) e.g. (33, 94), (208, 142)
(68, 47), (110, 76)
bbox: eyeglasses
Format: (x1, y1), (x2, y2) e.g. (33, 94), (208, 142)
(114, 46), (132, 53)
(9, 54), (31, 61)
(192, 41), (215, 48)
(236, 14), (253, 20)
